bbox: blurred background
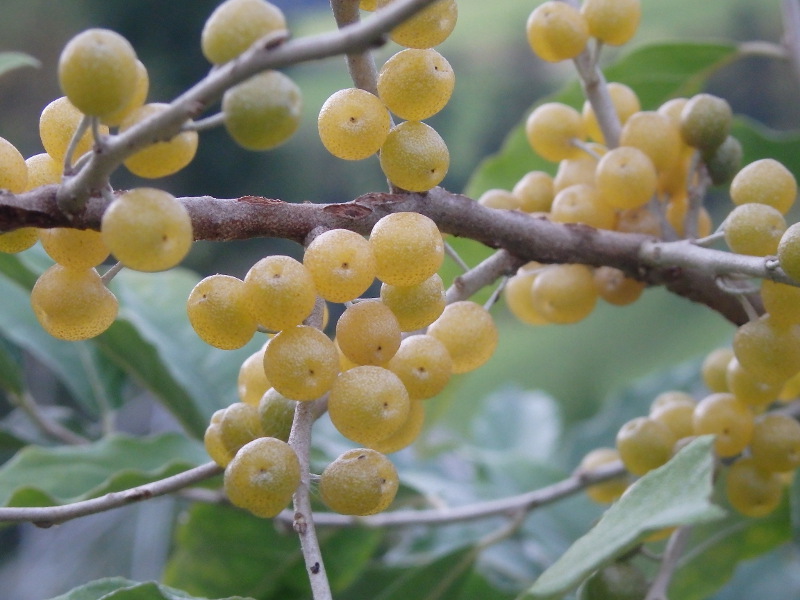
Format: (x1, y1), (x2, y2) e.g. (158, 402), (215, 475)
(0, 1), (797, 598)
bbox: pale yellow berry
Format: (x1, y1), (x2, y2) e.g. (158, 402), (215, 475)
(427, 301), (497, 374)
(526, 1), (589, 63)
(38, 228), (109, 269)
(379, 273), (445, 331)
(187, 274), (258, 350)
(377, 48), (454, 121)
(318, 88), (391, 161)
(303, 229), (376, 303)
(379, 121), (449, 192)
(243, 255), (317, 331)
(39, 97), (109, 164)
(369, 212), (444, 286)
(202, 0), (287, 65)
(263, 325), (339, 401)
(378, 0), (458, 49)
(526, 103), (586, 163)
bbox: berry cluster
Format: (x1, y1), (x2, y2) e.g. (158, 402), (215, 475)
(317, 0), (457, 191)
(4, 0), (306, 341)
(200, 212), (498, 518)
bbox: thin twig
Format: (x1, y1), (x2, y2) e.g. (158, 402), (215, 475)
(0, 462), (222, 526)
(9, 390), (89, 446)
(645, 526), (693, 600)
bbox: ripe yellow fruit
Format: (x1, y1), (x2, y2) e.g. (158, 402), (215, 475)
(526, 1), (589, 63)
(336, 300), (401, 366)
(619, 111), (681, 175)
(512, 171), (555, 213)
(725, 357), (780, 408)
(39, 97), (109, 164)
(581, 0), (641, 46)
(377, 48), (454, 121)
(263, 325), (339, 401)
(733, 315), (800, 385)
(583, 82), (640, 144)
(616, 416), (677, 476)
(723, 203), (786, 257)
(223, 70), (302, 150)
(725, 456), (784, 518)
(258, 388), (296, 442)
(223, 437), (300, 518)
(318, 88), (391, 161)
(328, 365), (410, 446)
(243, 255), (317, 331)
(579, 447), (629, 504)
(649, 391), (696, 440)
(238, 345), (271, 406)
(478, 188), (522, 210)
(730, 158), (797, 215)
(595, 146), (657, 210)
(553, 153), (599, 194)
(379, 121), (449, 192)
(58, 28), (139, 118)
(202, 0), (287, 65)
(387, 334), (452, 399)
(0, 136), (27, 193)
(761, 280), (800, 328)
(701, 347), (734, 393)
(427, 301), (498, 374)
(369, 212), (444, 286)
(369, 399), (426, 454)
(102, 59), (149, 127)
(303, 229), (376, 303)
(692, 392), (754, 457)
(526, 103), (586, 163)
(550, 183), (616, 230)
(594, 266), (645, 306)
(503, 268), (550, 325)
(30, 265), (118, 341)
(101, 188), (193, 272)
(530, 264), (598, 324)
(120, 103), (199, 178)
(379, 273), (446, 332)
(218, 402), (263, 457)
(25, 153), (61, 189)
(378, 0), (458, 49)
(204, 409), (234, 467)
(38, 228), (109, 269)
(187, 274), (258, 350)
(750, 414), (800, 473)
(319, 448), (399, 515)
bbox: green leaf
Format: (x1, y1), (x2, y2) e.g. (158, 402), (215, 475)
(340, 547), (477, 600)
(98, 269), (262, 438)
(465, 41), (737, 197)
(519, 436), (725, 600)
(0, 51), (40, 78)
(47, 577), (252, 600)
(163, 502), (302, 599)
(669, 490), (791, 600)
(0, 433), (208, 507)
(0, 336), (23, 394)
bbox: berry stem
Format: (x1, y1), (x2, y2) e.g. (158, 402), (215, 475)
(330, 0), (381, 97)
(645, 526), (693, 600)
(572, 47), (621, 148)
(8, 390), (89, 446)
(287, 398), (332, 600)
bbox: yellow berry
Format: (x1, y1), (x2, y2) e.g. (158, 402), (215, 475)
(512, 171), (555, 213)
(550, 183), (616, 230)
(701, 347), (734, 393)
(58, 28), (139, 118)
(580, 447), (629, 504)
(649, 391), (696, 439)
(223, 70), (302, 150)
(595, 146), (657, 210)
(0, 229), (38, 254)
(243, 255), (317, 331)
(526, 1), (589, 63)
(101, 188), (193, 272)
(369, 212), (444, 286)
(761, 280), (800, 328)
(39, 97), (108, 164)
(187, 274), (258, 350)
(328, 365), (410, 446)
(692, 392), (754, 457)
(619, 111), (681, 175)
(616, 416), (677, 476)
(581, 0), (641, 46)
(238, 345), (271, 406)
(120, 103), (199, 178)
(679, 93), (732, 152)
(733, 315), (800, 385)
(25, 153), (61, 189)
(723, 203), (786, 257)
(0, 136), (27, 193)
(530, 264), (598, 324)
(387, 333), (452, 399)
(478, 188), (521, 211)
(379, 121), (449, 192)
(204, 409), (234, 467)
(318, 88), (391, 161)
(377, 48), (454, 121)
(202, 0), (287, 65)
(503, 268), (550, 325)
(379, 0), (458, 49)
(258, 388), (296, 442)
(218, 401), (263, 457)
(102, 59), (149, 127)
(379, 273), (446, 331)
(320, 448), (399, 515)
(30, 265), (118, 341)
(526, 102), (586, 162)
(263, 325), (339, 401)
(750, 414), (800, 473)
(594, 266), (645, 306)
(725, 456), (783, 518)
(427, 301), (498, 374)
(369, 398), (426, 454)
(223, 437), (300, 518)
(336, 300), (401, 366)
(38, 228), (109, 269)
(731, 158), (797, 215)
(303, 229), (376, 303)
